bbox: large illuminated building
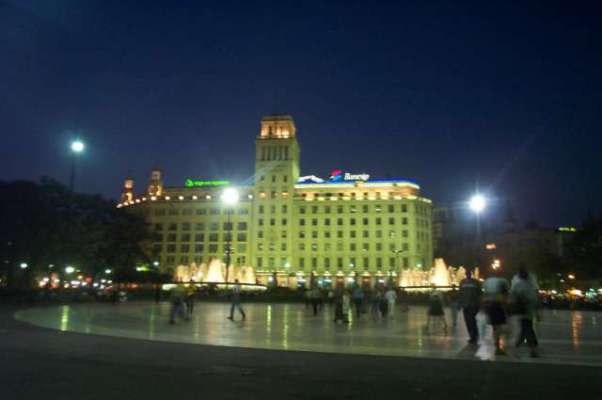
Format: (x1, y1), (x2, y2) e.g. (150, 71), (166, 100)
(118, 115), (433, 285)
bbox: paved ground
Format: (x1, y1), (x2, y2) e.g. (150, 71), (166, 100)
(2, 302), (601, 399)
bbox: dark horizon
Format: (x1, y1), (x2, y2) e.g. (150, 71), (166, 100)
(2, 0), (601, 227)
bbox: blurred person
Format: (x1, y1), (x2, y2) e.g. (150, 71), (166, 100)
(351, 284), (364, 319)
(459, 270), (482, 345)
(185, 281), (196, 318)
(227, 279), (246, 321)
(310, 285), (322, 316)
(448, 285), (460, 327)
(483, 269), (509, 355)
(384, 286), (397, 320)
(425, 286), (447, 334)
(510, 265), (540, 357)
(169, 283), (188, 324)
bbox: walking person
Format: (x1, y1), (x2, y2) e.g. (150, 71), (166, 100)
(448, 285), (460, 327)
(370, 288), (382, 321)
(458, 269), (482, 345)
(310, 285), (322, 316)
(342, 289), (351, 323)
(384, 286), (397, 320)
(185, 281), (196, 319)
(483, 268), (510, 355)
(333, 287), (345, 323)
(169, 283), (189, 324)
(510, 265), (540, 357)
(227, 279), (246, 321)
(351, 284), (364, 319)
(425, 285), (448, 334)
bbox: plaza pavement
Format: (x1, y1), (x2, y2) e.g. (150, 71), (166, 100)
(2, 302), (601, 399)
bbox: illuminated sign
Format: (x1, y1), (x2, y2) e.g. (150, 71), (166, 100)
(329, 169), (370, 182)
(558, 227), (577, 232)
(185, 179), (230, 188)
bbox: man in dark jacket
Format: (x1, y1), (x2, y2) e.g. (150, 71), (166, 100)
(459, 270), (482, 344)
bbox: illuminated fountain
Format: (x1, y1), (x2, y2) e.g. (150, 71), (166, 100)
(175, 258), (257, 285)
(398, 258), (478, 290)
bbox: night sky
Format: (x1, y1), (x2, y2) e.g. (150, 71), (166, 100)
(2, 0), (601, 226)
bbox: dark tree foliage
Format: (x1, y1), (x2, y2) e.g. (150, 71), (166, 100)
(0, 178), (149, 287)
(566, 215), (602, 280)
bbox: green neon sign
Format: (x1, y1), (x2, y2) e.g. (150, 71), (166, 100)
(185, 179), (230, 188)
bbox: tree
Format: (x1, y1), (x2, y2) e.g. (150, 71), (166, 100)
(0, 178), (150, 287)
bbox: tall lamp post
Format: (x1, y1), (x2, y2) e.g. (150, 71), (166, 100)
(469, 193), (487, 271)
(69, 140), (85, 192)
(221, 187), (239, 284)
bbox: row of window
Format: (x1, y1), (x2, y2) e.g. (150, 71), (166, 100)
(255, 256), (413, 270)
(164, 255), (247, 265)
(293, 242), (411, 252)
(154, 222), (248, 231)
(154, 208), (249, 217)
(297, 216), (421, 226)
(155, 232), (248, 243)
(156, 243), (247, 254)
(259, 145), (290, 161)
(299, 204), (411, 214)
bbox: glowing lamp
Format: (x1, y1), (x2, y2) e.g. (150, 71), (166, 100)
(469, 194), (486, 213)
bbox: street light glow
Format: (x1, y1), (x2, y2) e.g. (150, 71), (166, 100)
(469, 194), (486, 213)
(71, 140), (85, 153)
(221, 187), (240, 205)
(20, 262), (28, 269)
(65, 266), (75, 274)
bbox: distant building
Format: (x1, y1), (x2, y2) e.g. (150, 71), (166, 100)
(118, 115), (433, 284)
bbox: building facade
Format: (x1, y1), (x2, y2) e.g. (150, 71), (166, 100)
(118, 115), (433, 285)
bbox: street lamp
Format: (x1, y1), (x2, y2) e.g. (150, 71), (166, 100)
(65, 266), (75, 274)
(20, 262), (28, 269)
(469, 193), (487, 271)
(69, 139), (85, 192)
(220, 187), (239, 284)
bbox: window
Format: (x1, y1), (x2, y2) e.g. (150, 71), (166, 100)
(168, 209), (178, 216)
(153, 233), (163, 242)
(223, 222), (233, 231)
(281, 243), (287, 251)
(337, 242), (343, 251)
(300, 219), (305, 226)
(281, 218), (287, 225)
(194, 223), (204, 231)
(311, 243), (318, 251)
(376, 230), (383, 238)
(270, 205), (276, 214)
(388, 205), (395, 213)
(210, 223), (219, 231)
(402, 217), (408, 225)
(155, 209), (166, 216)
(167, 244), (176, 253)
(168, 223), (177, 231)
(312, 231), (318, 238)
(389, 217), (395, 225)
(282, 205), (287, 213)
(194, 244), (204, 252)
(209, 233), (219, 242)
(403, 257), (409, 268)
(376, 218), (382, 225)
(363, 230), (369, 238)
(154, 223), (163, 231)
(337, 218), (343, 226)
(324, 258), (331, 269)
(238, 208), (249, 215)
(237, 222), (248, 230)
(362, 217), (369, 225)
(337, 231), (343, 238)
(210, 208), (219, 215)
(325, 218), (331, 226)
(180, 233), (191, 241)
(180, 255), (189, 264)
(325, 206), (331, 213)
(350, 206), (357, 214)
(257, 257), (263, 268)
(299, 243), (305, 251)
(389, 243), (396, 251)
(167, 233), (177, 242)
(350, 218), (356, 226)
(270, 218), (276, 226)
(182, 222), (191, 231)
(324, 231), (331, 238)
(299, 231), (305, 239)
(311, 258), (317, 269)
(183, 209), (193, 216)
(350, 231), (356, 238)
(281, 230), (287, 239)
(362, 243), (369, 251)
(300, 207), (306, 214)
(402, 204), (408, 212)
(312, 206), (318, 213)
(311, 218), (318, 226)
(362, 205), (369, 213)
(237, 233), (247, 241)
(257, 243), (264, 251)
(337, 258), (343, 268)
(402, 230), (408, 238)
(377, 258), (383, 268)
(258, 219), (264, 226)
(195, 208), (207, 215)
(299, 258), (305, 269)
(376, 243), (382, 251)
(389, 257), (395, 268)
(350, 243), (356, 251)
(180, 244), (190, 252)
(259, 205), (264, 214)
(258, 230), (264, 239)
(402, 243), (409, 251)
(337, 206), (343, 214)
(363, 257), (369, 269)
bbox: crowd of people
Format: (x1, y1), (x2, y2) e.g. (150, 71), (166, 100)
(166, 264), (541, 357)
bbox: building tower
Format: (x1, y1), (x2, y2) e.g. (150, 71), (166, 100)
(147, 168), (163, 197)
(120, 178), (134, 203)
(251, 115), (300, 274)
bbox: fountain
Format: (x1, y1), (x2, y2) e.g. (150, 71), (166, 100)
(398, 258), (479, 290)
(175, 258), (257, 286)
